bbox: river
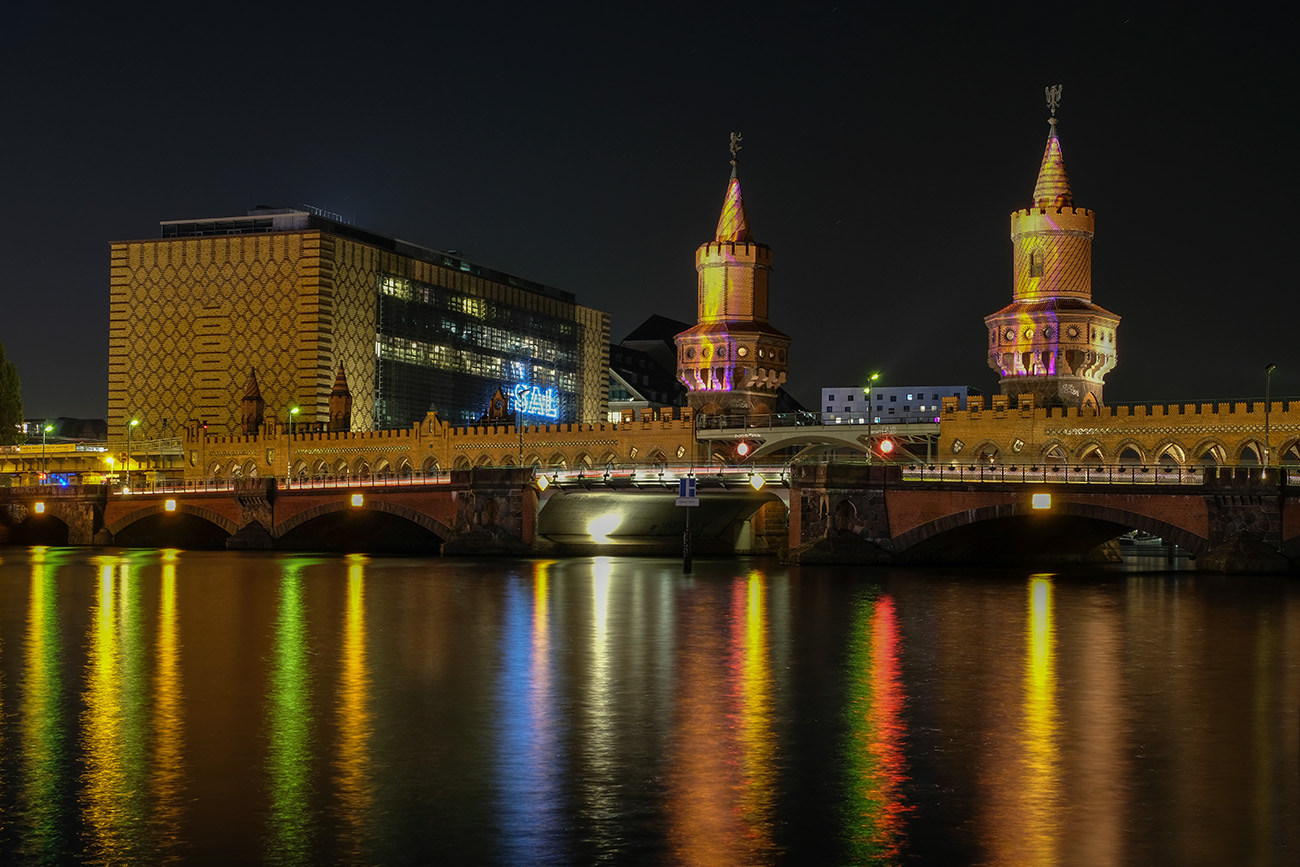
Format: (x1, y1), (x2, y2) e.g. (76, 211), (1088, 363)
(0, 547), (1295, 865)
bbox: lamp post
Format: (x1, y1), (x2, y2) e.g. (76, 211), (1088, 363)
(41, 423), (53, 483)
(1264, 363), (1276, 474)
(287, 406), (299, 485)
(126, 418), (139, 489)
(864, 372), (880, 463)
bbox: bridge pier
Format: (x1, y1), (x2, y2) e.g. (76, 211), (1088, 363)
(1197, 468), (1290, 573)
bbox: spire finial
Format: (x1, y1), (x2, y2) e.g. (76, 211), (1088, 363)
(1045, 84), (1062, 125)
(729, 131), (743, 178)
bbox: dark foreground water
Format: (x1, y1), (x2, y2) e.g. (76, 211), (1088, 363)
(0, 548), (1295, 866)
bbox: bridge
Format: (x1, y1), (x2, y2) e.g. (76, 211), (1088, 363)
(2, 462), (1296, 571)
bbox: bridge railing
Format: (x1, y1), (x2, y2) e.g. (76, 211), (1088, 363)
(891, 463), (1295, 485)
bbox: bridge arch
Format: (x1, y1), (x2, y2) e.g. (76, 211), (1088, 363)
(1152, 440), (1187, 466)
(274, 499), (454, 541)
(1190, 438), (1228, 465)
(1277, 438), (1300, 466)
(107, 502), (240, 538)
(1039, 440), (1069, 464)
(422, 456), (441, 474)
(892, 499), (1207, 557)
(1114, 439), (1146, 466)
(1234, 440), (1264, 465)
(1074, 441), (1106, 464)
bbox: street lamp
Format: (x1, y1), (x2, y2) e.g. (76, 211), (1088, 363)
(1264, 363), (1277, 475)
(126, 418), (139, 489)
(41, 423), (53, 483)
(864, 372), (880, 463)
(287, 406), (300, 484)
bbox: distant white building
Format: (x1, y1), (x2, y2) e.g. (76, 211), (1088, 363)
(819, 385), (981, 424)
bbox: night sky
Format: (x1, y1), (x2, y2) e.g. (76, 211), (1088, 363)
(4, 4), (1293, 420)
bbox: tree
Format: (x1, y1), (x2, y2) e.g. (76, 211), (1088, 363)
(0, 341), (24, 446)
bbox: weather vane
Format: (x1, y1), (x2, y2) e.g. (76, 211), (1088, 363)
(729, 131), (743, 168)
(1045, 84), (1063, 117)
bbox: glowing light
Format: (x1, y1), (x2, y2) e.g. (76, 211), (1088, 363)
(749, 474), (766, 491)
(34, 502), (45, 513)
(350, 493), (364, 507)
(536, 474), (550, 491)
(587, 513), (620, 543)
(512, 383), (560, 419)
(164, 499), (176, 512)
(267, 564), (311, 861)
(879, 438), (895, 455)
(736, 441), (751, 457)
(1032, 493), (1052, 510)
(336, 555), (373, 851)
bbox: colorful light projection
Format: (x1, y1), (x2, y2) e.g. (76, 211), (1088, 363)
(20, 548), (68, 859)
(335, 554), (374, 857)
(266, 562), (313, 862)
(667, 571), (778, 864)
(81, 556), (150, 863)
(843, 592), (911, 862)
(494, 562), (563, 863)
(512, 383), (560, 419)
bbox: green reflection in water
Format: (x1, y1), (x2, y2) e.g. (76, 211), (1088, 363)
(80, 554), (150, 865)
(265, 560), (314, 865)
(19, 547), (67, 861)
(842, 589), (910, 863)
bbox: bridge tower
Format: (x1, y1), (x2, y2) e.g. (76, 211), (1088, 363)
(985, 87), (1119, 409)
(675, 133), (790, 419)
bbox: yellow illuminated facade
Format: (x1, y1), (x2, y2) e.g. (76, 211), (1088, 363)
(109, 209), (610, 442)
(985, 88), (1119, 408)
(676, 136), (790, 418)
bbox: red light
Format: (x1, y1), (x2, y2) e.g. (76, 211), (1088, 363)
(879, 438), (895, 454)
(736, 441), (751, 457)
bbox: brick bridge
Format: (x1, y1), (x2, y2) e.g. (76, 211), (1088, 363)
(789, 464), (1300, 571)
(2, 465), (1297, 571)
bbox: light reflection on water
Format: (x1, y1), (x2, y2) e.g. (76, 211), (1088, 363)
(0, 549), (1295, 866)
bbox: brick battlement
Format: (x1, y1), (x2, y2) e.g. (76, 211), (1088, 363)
(1011, 206), (1094, 218)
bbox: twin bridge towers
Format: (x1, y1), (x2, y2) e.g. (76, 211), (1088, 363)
(675, 87), (1118, 415)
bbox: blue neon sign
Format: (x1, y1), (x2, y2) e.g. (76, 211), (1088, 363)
(512, 383), (559, 419)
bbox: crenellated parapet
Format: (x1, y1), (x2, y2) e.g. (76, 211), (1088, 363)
(938, 396), (1300, 468)
(184, 407), (705, 481)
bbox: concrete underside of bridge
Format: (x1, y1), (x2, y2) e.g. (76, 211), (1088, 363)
(536, 489), (786, 556)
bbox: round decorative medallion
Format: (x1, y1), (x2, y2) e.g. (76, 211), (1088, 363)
(1066, 326), (1079, 339)
(737, 346), (748, 357)
(1023, 328), (1034, 339)
(685, 347), (695, 359)
(702, 346), (711, 359)
(1042, 327), (1054, 339)
(1004, 328), (1015, 341)
(758, 348), (766, 358)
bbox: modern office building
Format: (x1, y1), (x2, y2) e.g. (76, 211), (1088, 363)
(608, 316), (689, 422)
(108, 207), (610, 442)
(821, 385), (981, 424)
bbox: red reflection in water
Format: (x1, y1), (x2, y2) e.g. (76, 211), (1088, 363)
(845, 594), (910, 861)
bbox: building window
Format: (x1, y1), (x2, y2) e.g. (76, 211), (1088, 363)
(1030, 250), (1044, 278)
(846, 394), (854, 401)
(827, 394), (835, 401)
(889, 395), (897, 403)
(826, 406), (833, 412)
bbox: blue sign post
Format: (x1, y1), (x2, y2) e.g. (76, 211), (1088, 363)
(676, 475), (696, 572)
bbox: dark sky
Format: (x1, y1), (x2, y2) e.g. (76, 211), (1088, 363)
(3, 4), (1294, 420)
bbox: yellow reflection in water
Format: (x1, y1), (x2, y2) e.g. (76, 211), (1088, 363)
(1020, 575), (1061, 865)
(153, 554), (185, 854)
(735, 572), (777, 857)
(266, 562), (313, 864)
(335, 554), (373, 856)
(20, 549), (65, 859)
(81, 557), (150, 863)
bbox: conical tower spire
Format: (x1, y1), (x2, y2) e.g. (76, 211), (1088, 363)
(1032, 85), (1073, 208)
(328, 362), (353, 432)
(239, 368), (265, 435)
(714, 132), (751, 242)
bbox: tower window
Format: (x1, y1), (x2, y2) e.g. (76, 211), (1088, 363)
(1029, 250), (1044, 278)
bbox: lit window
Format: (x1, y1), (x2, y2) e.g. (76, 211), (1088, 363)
(1030, 250), (1044, 277)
